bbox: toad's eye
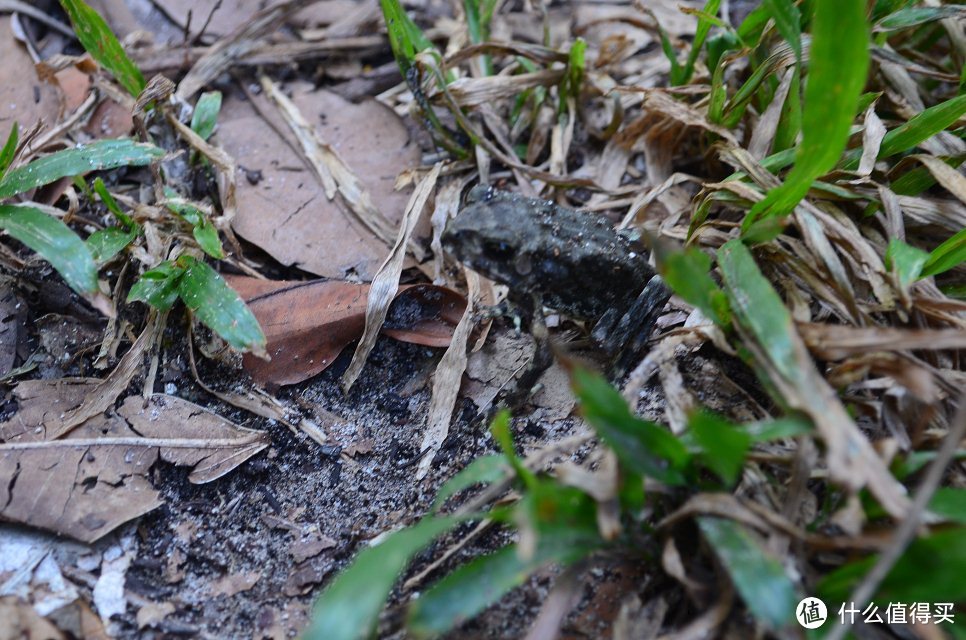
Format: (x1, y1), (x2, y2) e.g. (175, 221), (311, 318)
(486, 241), (514, 258)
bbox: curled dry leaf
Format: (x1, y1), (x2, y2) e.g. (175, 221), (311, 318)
(0, 380), (269, 542)
(226, 275), (465, 388)
(217, 85), (426, 279)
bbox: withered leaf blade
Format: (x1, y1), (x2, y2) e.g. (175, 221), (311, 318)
(0, 381), (268, 542)
(229, 276), (465, 388)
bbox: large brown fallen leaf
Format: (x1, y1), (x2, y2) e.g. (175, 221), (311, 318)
(227, 276), (465, 387)
(0, 17), (63, 143)
(217, 84), (426, 279)
(0, 380), (268, 543)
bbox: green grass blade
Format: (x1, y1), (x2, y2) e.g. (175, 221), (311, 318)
(877, 94), (966, 160)
(191, 218), (225, 259)
(681, 0), (721, 85)
(743, 0), (869, 230)
(0, 204), (98, 295)
(571, 368), (692, 485)
(305, 515), (462, 640)
(190, 91), (223, 141)
(876, 6), (966, 31)
(763, 0), (802, 62)
(698, 517), (799, 630)
(408, 526), (599, 637)
(175, 256), (266, 356)
(718, 239), (800, 384)
(921, 228), (966, 278)
(0, 140), (163, 199)
(59, 0), (145, 97)
(0, 123), (18, 179)
(432, 455), (508, 512)
(92, 177), (134, 227)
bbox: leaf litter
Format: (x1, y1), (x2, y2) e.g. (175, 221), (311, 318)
(0, 0), (964, 638)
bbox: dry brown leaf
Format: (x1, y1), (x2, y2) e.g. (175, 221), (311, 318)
(0, 596), (65, 640)
(288, 532), (337, 563)
(341, 163), (442, 391)
(911, 154), (966, 205)
(227, 275), (465, 387)
(858, 104), (887, 176)
(218, 85), (425, 279)
(208, 570), (262, 598)
(0, 381), (268, 542)
(0, 17), (62, 144)
(136, 601), (175, 630)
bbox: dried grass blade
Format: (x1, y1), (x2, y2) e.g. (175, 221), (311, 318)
(341, 163), (442, 392)
(416, 268), (480, 480)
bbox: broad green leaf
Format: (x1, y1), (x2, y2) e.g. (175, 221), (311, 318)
(59, 0), (145, 97)
(658, 247), (730, 328)
(885, 238), (928, 287)
(190, 91), (222, 140)
(0, 204), (98, 295)
(432, 455), (508, 512)
(743, 0), (869, 230)
(763, 0), (801, 62)
(819, 527), (966, 604)
(921, 227), (966, 278)
(876, 6), (966, 31)
(92, 177), (134, 227)
(698, 517), (799, 630)
(408, 517), (599, 637)
(928, 488), (966, 524)
(305, 515), (462, 640)
(572, 368), (691, 485)
(87, 226), (137, 264)
(191, 217), (224, 259)
(718, 239), (800, 385)
(127, 261), (184, 311)
(0, 122), (18, 179)
(688, 411), (752, 486)
(0, 140), (163, 199)
(175, 256), (266, 356)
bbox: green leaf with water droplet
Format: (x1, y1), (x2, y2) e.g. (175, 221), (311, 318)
(0, 140), (163, 199)
(87, 226), (138, 264)
(175, 256), (266, 356)
(128, 261), (184, 311)
(0, 204), (98, 295)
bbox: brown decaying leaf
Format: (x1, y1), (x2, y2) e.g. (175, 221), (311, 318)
(218, 84), (425, 279)
(0, 18), (62, 144)
(227, 275), (465, 388)
(0, 381), (268, 542)
(799, 323), (966, 360)
(208, 570), (262, 598)
(0, 596), (65, 640)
